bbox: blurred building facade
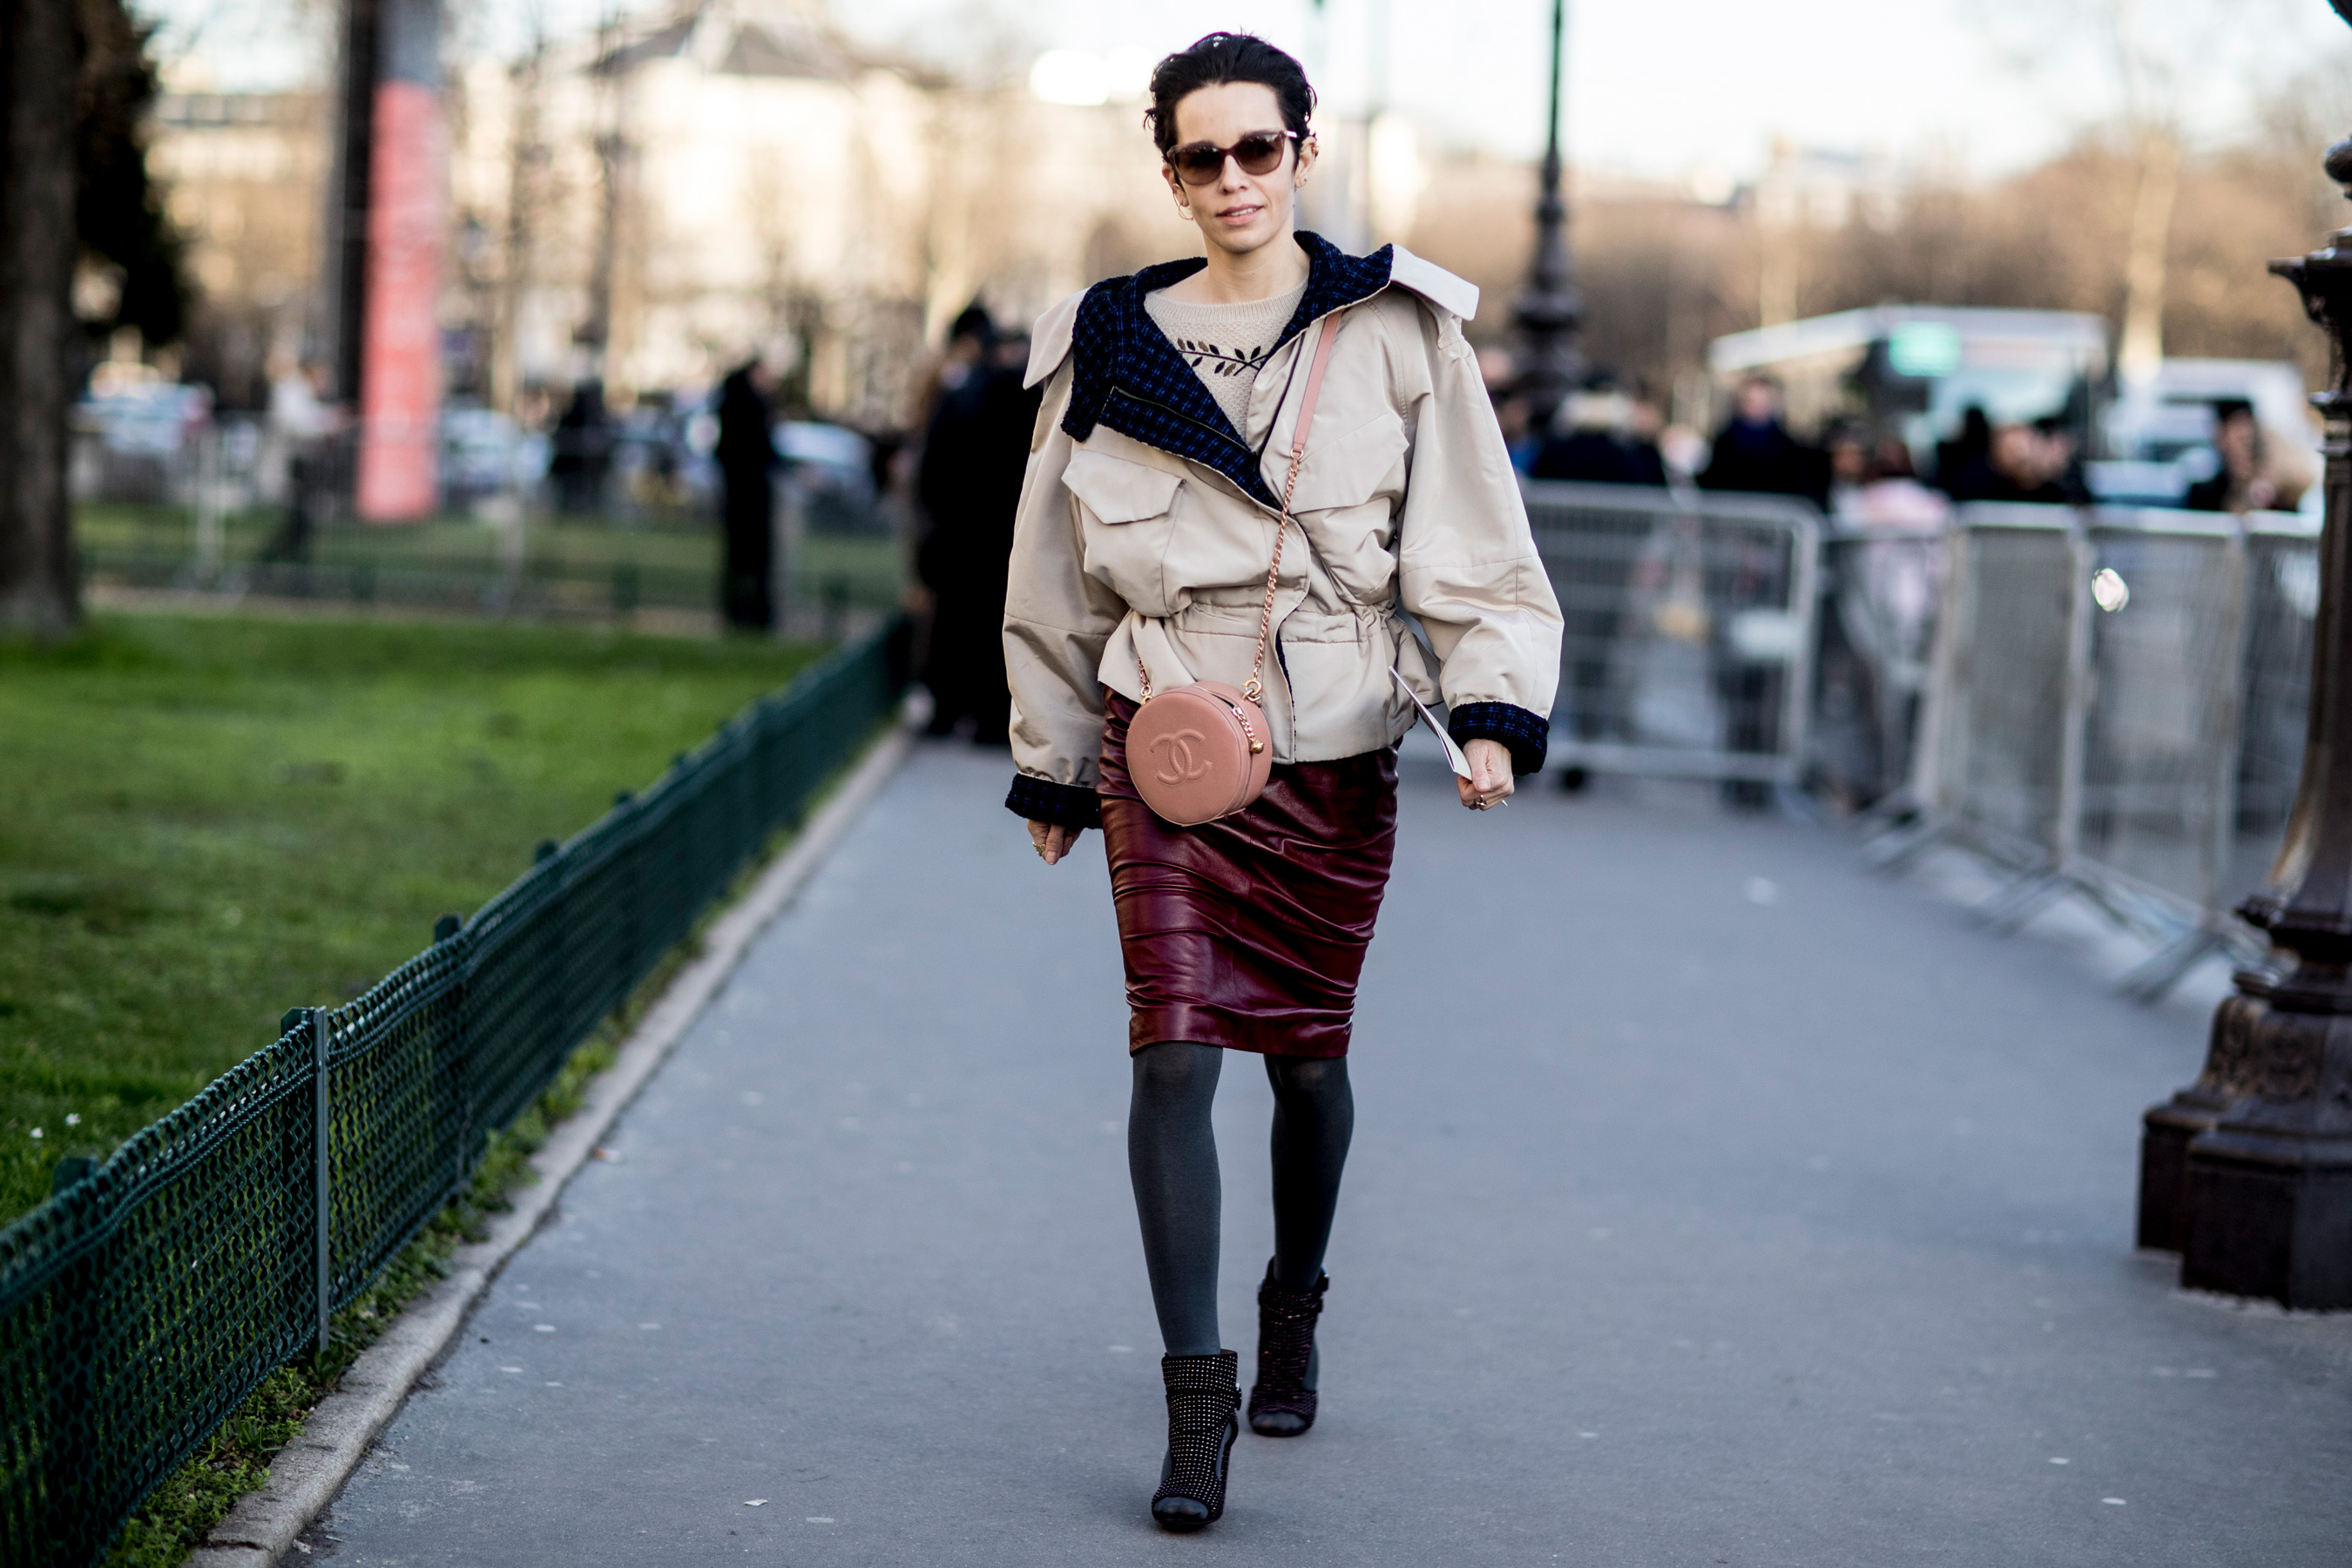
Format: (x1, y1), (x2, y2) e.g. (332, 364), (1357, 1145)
(134, 6), (2336, 441)
(146, 91), (331, 409)
(445, 0), (1174, 428)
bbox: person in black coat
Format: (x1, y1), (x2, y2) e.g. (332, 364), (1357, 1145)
(2186, 401), (2278, 514)
(1698, 374), (1828, 508)
(715, 360), (783, 632)
(551, 379), (615, 515)
(1697, 375), (1821, 808)
(1945, 416), (2090, 506)
(916, 308), (1041, 743)
(1528, 389), (1666, 753)
(1530, 389), (1669, 488)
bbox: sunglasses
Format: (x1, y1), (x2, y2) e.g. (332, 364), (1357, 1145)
(1165, 129), (1301, 186)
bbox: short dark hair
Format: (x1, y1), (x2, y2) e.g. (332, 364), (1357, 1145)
(1145, 32), (1315, 157)
(950, 302), (996, 347)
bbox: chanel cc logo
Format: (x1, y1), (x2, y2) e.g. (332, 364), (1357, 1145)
(1148, 729), (1213, 785)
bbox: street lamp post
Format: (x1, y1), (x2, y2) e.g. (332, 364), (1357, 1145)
(2137, 36), (2352, 1307)
(1511, 0), (1584, 431)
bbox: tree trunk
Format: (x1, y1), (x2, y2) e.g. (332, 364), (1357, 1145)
(0, 0), (84, 636)
(2117, 125), (2179, 387)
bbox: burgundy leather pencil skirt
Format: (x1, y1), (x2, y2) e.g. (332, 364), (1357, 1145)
(1097, 690), (1398, 1058)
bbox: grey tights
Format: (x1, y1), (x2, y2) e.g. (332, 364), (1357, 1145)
(1127, 1041), (1355, 1356)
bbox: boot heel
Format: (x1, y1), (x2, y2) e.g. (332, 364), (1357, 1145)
(1247, 1261), (1328, 1436)
(1151, 1349), (1241, 1531)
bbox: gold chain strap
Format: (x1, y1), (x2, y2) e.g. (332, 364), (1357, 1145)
(1138, 310), (1345, 709)
(1241, 440), (1310, 702)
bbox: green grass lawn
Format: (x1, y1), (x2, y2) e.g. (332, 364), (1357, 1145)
(0, 612), (823, 1225)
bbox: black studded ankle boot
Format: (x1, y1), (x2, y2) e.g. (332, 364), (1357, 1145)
(1151, 1349), (1241, 1531)
(1247, 1261), (1328, 1437)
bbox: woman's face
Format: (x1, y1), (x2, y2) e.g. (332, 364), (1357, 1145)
(1165, 81), (1315, 259)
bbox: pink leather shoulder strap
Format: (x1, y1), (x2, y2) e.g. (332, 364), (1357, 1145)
(1148, 309), (1348, 707)
(1287, 311), (1346, 464)
(1241, 310), (1347, 702)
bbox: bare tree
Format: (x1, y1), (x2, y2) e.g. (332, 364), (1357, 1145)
(2106, 0), (2180, 382)
(0, 0), (84, 636)
(491, 31), (548, 415)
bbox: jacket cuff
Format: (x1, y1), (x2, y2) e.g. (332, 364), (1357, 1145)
(1448, 702), (1549, 775)
(1006, 774), (1101, 829)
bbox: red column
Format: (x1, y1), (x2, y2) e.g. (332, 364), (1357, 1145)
(354, 2), (443, 521)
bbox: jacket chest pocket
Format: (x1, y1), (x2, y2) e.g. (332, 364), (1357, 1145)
(1287, 409), (1406, 520)
(1287, 410), (1409, 604)
(1064, 448), (1186, 614)
(1065, 449), (1182, 526)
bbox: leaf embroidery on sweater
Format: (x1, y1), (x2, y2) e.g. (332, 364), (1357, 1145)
(1173, 338), (1273, 378)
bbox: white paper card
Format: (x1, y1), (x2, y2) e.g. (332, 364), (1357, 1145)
(1389, 667), (1474, 779)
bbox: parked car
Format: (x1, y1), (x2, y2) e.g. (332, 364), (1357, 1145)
(778, 420), (886, 536)
(1707, 306), (2108, 483)
(2092, 360), (2320, 512)
(73, 375), (213, 504)
(441, 405), (544, 514)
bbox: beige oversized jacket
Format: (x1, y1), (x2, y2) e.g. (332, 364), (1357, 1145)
(1002, 239), (1562, 821)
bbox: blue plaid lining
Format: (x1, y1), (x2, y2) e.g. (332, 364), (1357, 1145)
(1448, 702), (1550, 775)
(1062, 233), (1396, 509)
(1005, 774), (1102, 830)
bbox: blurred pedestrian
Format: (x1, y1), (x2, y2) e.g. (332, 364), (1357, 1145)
(1492, 388), (1538, 474)
(714, 359), (782, 632)
(1695, 375), (1819, 808)
(550, 379), (613, 515)
(1625, 384), (1672, 476)
(1827, 440), (1950, 804)
(258, 355), (341, 564)
(916, 306), (1038, 742)
(1531, 387), (1663, 759)
(1848, 438), (1949, 531)
(1947, 416), (2083, 505)
(2186, 400), (2279, 514)
(1935, 405), (1991, 495)
(1824, 420), (1869, 518)
(1531, 386), (1667, 487)
(1698, 373), (1827, 507)
(1477, 346), (1542, 473)
(1004, 30), (1560, 1533)
(2033, 416), (2093, 506)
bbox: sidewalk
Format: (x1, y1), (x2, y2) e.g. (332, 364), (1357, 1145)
(312, 740), (2352, 1565)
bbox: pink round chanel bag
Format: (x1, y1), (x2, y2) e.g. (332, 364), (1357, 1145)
(1126, 312), (1346, 829)
(1127, 680), (1274, 826)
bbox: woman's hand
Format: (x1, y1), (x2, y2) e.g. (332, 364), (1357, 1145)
(1457, 739), (1515, 812)
(1029, 820), (1085, 864)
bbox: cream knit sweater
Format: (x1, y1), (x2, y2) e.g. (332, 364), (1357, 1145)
(1144, 280), (1309, 434)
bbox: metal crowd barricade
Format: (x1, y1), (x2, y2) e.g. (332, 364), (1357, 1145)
(1520, 480), (1821, 786)
(1872, 501), (2317, 999)
(2077, 512), (2249, 991)
(1815, 521), (1951, 814)
(2218, 512), (2321, 913)
(1899, 505), (2091, 894)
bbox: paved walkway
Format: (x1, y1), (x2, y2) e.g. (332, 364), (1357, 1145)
(314, 740), (2352, 1565)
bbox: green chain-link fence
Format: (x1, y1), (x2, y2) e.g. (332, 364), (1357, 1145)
(0, 618), (912, 1566)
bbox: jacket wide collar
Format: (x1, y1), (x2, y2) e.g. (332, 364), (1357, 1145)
(1062, 232), (1395, 510)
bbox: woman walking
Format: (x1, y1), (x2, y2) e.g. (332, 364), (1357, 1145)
(1002, 32), (1562, 1531)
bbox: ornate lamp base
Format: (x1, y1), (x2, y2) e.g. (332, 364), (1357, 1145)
(2140, 991), (2352, 1308)
(2136, 116), (2352, 1309)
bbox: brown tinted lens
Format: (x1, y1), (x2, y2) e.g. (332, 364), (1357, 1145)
(1170, 144), (1227, 184)
(1231, 132), (1288, 175)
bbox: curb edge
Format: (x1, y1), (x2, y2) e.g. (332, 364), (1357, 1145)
(186, 710), (917, 1565)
